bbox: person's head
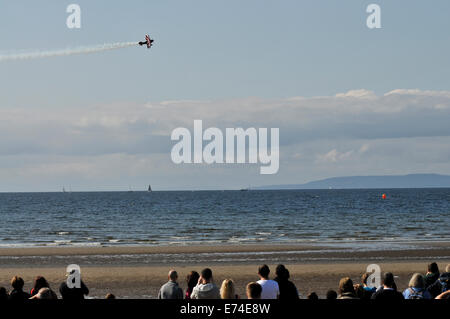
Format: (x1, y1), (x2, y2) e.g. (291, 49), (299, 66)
(408, 273), (425, 289)
(30, 287), (56, 300)
(307, 292), (319, 300)
(168, 269), (178, 282)
(186, 271), (200, 289)
(382, 272), (395, 289)
(201, 268), (213, 283)
(258, 264), (270, 279)
(33, 276), (49, 291)
(275, 264), (289, 280)
(11, 276), (25, 290)
(428, 262), (439, 274)
(220, 279), (236, 299)
(105, 293), (116, 299)
(246, 282), (262, 299)
(326, 290), (338, 300)
(338, 277), (355, 295)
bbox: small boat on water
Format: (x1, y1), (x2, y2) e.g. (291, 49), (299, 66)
(148, 185), (152, 192)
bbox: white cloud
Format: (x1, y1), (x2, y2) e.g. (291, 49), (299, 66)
(316, 149), (355, 163)
(1, 89), (450, 189)
(335, 89), (377, 99)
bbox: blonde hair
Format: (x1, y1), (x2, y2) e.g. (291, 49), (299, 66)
(220, 279), (236, 299)
(408, 273), (424, 289)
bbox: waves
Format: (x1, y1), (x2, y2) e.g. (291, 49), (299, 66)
(0, 189), (449, 248)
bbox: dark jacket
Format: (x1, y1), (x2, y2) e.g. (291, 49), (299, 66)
(427, 272), (450, 298)
(59, 280), (89, 300)
(371, 288), (404, 301)
(274, 277), (299, 299)
(424, 272), (440, 289)
(338, 292), (359, 299)
(8, 289), (31, 301)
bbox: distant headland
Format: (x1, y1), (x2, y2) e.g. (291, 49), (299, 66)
(255, 174), (450, 190)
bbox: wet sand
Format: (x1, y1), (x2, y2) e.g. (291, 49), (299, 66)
(0, 243), (449, 298)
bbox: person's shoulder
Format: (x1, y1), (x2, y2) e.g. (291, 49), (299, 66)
(256, 280), (267, 287)
(191, 284), (201, 293)
(371, 289), (383, 298)
(269, 280), (279, 287)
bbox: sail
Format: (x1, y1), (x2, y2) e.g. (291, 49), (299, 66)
(148, 185), (152, 192)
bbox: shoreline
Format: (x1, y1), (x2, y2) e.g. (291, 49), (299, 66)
(0, 242), (449, 268)
(1, 240), (449, 256)
(0, 243), (336, 256)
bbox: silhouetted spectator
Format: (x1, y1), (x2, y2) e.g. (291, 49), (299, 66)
(30, 276), (50, 296)
(403, 273), (432, 299)
(185, 271), (200, 299)
(307, 292), (319, 300)
(371, 273), (404, 300)
(59, 269), (89, 300)
(427, 264), (450, 298)
(190, 268), (220, 299)
(158, 269), (183, 299)
(337, 277), (358, 299)
(274, 264), (299, 299)
(246, 282), (262, 299)
(8, 276), (31, 301)
(220, 279), (239, 299)
(29, 287), (57, 300)
(256, 264), (279, 299)
(424, 262), (440, 289)
(361, 272), (376, 299)
(326, 290), (338, 300)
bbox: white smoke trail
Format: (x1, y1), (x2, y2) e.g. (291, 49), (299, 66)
(0, 42), (138, 62)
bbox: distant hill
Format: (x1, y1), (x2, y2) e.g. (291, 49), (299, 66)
(255, 174), (450, 190)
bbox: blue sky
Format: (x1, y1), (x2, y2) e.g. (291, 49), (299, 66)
(1, 1), (450, 191)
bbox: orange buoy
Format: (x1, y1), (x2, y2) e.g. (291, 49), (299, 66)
(382, 193), (386, 199)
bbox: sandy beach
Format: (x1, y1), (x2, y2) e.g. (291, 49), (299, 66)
(1, 243), (449, 298)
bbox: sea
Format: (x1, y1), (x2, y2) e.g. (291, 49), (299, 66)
(0, 188), (449, 250)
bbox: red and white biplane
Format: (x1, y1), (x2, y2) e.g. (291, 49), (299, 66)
(139, 34), (154, 49)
